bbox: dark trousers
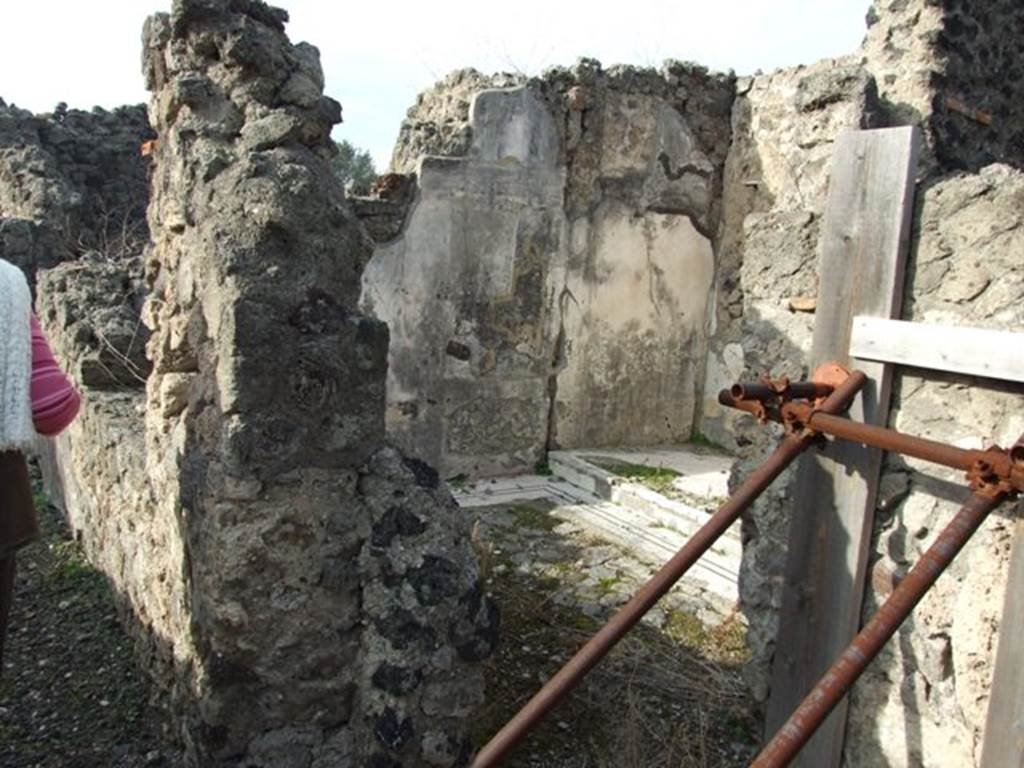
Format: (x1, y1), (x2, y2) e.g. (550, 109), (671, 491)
(0, 555), (13, 671)
(0, 450), (38, 673)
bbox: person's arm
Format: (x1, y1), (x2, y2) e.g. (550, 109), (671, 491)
(29, 313), (80, 436)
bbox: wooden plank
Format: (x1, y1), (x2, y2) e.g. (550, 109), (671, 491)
(851, 316), (1024, 383)
(764, 126), (921, 767)
(981, 518), (1024, 768)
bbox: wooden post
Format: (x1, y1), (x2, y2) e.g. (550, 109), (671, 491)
(764, 126), (921, 767)
(981, 518), (1024, 768)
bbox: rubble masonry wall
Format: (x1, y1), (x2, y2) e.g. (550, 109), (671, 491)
(34, 0), (498, 765)
(0, 100), (152, 281)
(701, 1), (1024, 765)
(9, 0), (1023, 765)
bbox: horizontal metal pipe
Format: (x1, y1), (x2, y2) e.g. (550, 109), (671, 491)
(751, 489), (1008, 768)
(470, 370), (867, 768)
(782, 403), (1017, 483)
(719, 393), (1022, 491)
(730, 381), (834, 403)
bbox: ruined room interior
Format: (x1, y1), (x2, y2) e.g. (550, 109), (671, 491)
(0, 0), (1022, 766)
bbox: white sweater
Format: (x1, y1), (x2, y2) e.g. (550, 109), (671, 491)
(0, 259), (36, 452)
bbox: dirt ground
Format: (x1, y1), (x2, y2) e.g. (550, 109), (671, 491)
(0, 494), (182, 768)
(1, 487), (758, 767)
(467, 498), (759, 767)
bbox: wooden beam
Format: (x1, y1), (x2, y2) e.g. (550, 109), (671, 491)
(851, 316), (1024, 384)
(764, 126), (921, 767)
(981, 517), (1024, 768)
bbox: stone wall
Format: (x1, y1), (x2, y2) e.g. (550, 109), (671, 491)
(139, 2), (495, 763)
(34, 1), (496, 766)
(361, 61), (734, 476)
(700, 57), (883, 701)
(860, 0), (1024, 173)
(390, 68), (525, 175)
(697, 1), (1024, 765)
(0, 99), (152, 280)
(11, 0), (1021, 765)
(34, 257), (174, 721)
(844, 164), (1024, 767)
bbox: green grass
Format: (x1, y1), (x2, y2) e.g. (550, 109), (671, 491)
(597, 574), (624, 595)
(664, 607), (709, 648)
(567, 613), (603, 633)
(725, 712), (759, 746)
(663, 608), (751, 665)
(46, 539), (111, 602)
(446, 473), (471, 491)
(649, 520), (686, 535)
(472, 563), (756, 765)
(592, 460), (681, 496)
(508, 502), (562, 532)
(30, 488), (103, 591)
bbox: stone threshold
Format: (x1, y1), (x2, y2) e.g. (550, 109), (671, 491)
(451, 446), (740, 611)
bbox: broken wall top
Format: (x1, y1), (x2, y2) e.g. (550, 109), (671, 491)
(0, 100), (153, 280)
(861, 0), (1024, 172)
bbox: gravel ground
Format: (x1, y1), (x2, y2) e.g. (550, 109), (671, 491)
(0, 494), (182, 768)
(1, 486), (757, 767)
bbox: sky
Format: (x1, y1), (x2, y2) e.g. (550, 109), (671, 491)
(2, 1), (871, 170)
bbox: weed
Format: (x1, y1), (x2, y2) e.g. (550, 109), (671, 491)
(508, 502), (561, 532)
(707, 612), (752, 665)
(649, 520), (686, 536)
(567, 613), (602, 633)
(664, 607), (709, 649)
(725, 710), (759, 746)
(467, 499), (757, 767)
(470, 519), (496, 581)
(597, 574), (623, 595)
(662, 607), (752, 666)
(46, 540), (110, 601)
(533, 460), (553, 476)
(592, 460), (681, 496)
(446, 473), (471, 491)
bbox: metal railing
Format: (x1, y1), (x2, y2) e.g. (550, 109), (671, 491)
(471, 364), (1022, 767)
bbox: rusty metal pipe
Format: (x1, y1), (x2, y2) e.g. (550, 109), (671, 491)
(470, 370), (867, 768)
(750, 488), (1010, 768)
(729, 381), (834, 403)
(718, 389), (769, 420)
(781, 404), (1019, 485)
(1010, 436), (1024, 466)
(719, 393), (1023, 491)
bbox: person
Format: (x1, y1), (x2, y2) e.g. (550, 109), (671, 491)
(0, 258), (80, 671)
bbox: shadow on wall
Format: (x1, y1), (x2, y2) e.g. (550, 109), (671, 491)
(39, 380), (500, 768)
(844, 368), (1024, 766)
(712, 304), (814, 705)
(34, 231), (498, 768)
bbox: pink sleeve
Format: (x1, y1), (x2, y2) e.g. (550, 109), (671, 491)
(30, 313), (81, 436)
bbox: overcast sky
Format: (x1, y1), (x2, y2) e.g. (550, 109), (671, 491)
(3, 1), (871, 170)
